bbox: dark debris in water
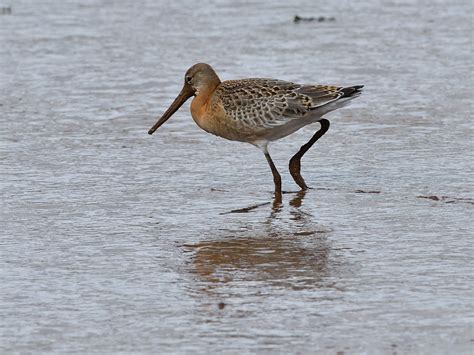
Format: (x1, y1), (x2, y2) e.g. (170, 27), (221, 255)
(220, 202), (271, 215)
(355, 189), (381, 194)
(294, 230), (327, 236)
(294, 15), (335, 23)
(417, 195), (474, 205)
(210, 188), (227, 192)
(418, 195), (440, 201)
(218, 302), (225, 310)
(1, 7), (12, 15)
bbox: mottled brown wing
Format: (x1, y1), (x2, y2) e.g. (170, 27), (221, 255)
(217, 79), (344, 129)
(294, 85), (344, 109)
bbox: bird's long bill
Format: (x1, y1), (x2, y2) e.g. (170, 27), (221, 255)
(148, 85), (194, 135)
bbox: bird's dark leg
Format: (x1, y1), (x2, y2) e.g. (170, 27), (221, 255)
(263, 146), (282, 200)
(289, 119), (330, 190)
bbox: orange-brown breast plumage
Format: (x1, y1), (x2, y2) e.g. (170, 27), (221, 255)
(190, 89), (229, 138)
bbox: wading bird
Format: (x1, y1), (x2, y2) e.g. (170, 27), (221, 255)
(148, 63), (363, 198)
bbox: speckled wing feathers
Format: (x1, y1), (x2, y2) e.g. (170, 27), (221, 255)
(215, 79), (349, 129)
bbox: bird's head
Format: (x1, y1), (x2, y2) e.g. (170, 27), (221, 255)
(148, 63), (220, 135)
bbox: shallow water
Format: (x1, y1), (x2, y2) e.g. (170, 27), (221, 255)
(1, 0), (473, 353)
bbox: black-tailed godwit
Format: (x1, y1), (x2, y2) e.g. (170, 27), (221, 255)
(148, 63), (363, 198)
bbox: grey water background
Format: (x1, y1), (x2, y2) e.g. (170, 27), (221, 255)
(1, 0), (473, 353)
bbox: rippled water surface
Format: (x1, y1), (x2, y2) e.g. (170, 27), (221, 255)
(1, 0), (473, 353)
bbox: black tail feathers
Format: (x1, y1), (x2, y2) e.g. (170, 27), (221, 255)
(341, 85), (364, 98)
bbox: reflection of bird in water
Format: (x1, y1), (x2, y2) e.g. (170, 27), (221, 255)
(184, 190), (334, 290)
(289, 190), (306, 208)
(186, 235), (330, 289)
(148, 63), (363, 200)
(221, 184), (308, 215)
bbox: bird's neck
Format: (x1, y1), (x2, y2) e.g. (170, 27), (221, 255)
(191, 80), (220, 119)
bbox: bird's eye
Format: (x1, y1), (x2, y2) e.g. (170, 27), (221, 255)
(185, 76), (192, 83)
